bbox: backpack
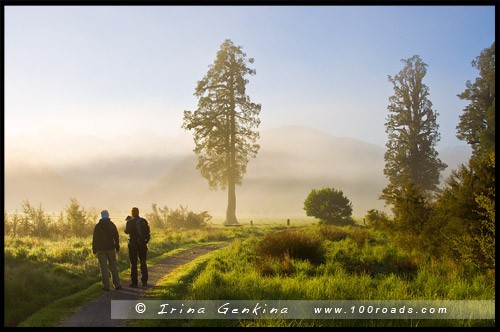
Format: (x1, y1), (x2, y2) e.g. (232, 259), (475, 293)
(136, 218), (151, 244)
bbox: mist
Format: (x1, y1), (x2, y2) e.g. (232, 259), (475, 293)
(4, 125), (472, 218)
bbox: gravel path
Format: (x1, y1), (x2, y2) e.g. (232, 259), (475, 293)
(58, 243), (228, 327)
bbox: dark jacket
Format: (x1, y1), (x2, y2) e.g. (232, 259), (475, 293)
(125, 216), (150, 246)
(92, 219), (120, 253)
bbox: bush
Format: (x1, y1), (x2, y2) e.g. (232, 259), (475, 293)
(5, 201), (57, 238)
(364, 209), (393, 231)
(167, 205), (211, 230)
(64, 198), (95, 237)
(434, 151), (495, 269)
(304, 187), (355, 226)
(256, 230), (326, 265)
(145, 203), (169, 228)
(317, 225), (349, 242)
(348, 227), (372, 248)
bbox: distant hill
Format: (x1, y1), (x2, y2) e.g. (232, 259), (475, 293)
(5, 148), (83, 212)
(4, 130), (194, 213)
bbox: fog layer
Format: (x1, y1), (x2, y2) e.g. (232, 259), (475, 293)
(5, 126), (471, 217)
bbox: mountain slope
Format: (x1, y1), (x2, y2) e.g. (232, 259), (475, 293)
(5, 148), (83, 212)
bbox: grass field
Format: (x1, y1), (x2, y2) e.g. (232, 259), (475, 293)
(4, 224), (270, 327)
(130, 225), (495, 327)
(4, 220), (495, 327)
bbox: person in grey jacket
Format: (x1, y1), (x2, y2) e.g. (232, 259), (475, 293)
(92, 210), (122, 291)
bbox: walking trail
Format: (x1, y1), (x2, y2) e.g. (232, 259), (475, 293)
(58, 243), (228, 327)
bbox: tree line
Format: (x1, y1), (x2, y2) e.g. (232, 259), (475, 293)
(4, 198), (96, 238)
(4, 199), (211, 238)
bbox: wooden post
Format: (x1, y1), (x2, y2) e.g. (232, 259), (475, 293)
(287, 219), (290, 226)
(250, 220), (253, 227)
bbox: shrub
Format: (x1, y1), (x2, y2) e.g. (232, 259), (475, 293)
(146, 203), (169, 228)
(64, 198), (95, 237)
(304, 187), (355, 226)
(348, 227), (372, 248)
(167, 205), (211, 230)
(256, 230), (326, 265)
(318, 225), (349, 242)
(7, 201), (57, 238)
(256, 253), (294, 277)
(364, 209), (393, 231)
(434, 152), (495, 269)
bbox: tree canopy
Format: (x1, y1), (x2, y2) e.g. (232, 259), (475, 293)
(381, 55), (446, 205)
(304, 187), (354, 226)
(457, 42), (495, 158)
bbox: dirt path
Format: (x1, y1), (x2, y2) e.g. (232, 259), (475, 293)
(58, 243), (228, 327)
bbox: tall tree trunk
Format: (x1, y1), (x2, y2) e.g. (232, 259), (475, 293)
(225, 73), (239, 226)
(225, 177), (238, 225)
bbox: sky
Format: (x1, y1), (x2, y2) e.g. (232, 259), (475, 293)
(4, 5), (496, 149)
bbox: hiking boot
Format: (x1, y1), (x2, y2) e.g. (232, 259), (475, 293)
(129, 283), (138, 288)
(115, 285), (122, 290)
(142, 282), (148, 287)
(102, 287), (110, 291)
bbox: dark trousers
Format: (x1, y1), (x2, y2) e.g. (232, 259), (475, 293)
(128, 243), (148, 284)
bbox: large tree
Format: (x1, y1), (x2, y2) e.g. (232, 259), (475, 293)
(456, 42), (495, 158)
(381, 55), (447, 205)
(182, 39), (261, 225)
(432, 43), (496, 269)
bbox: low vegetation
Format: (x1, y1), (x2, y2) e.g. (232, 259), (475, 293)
(3, 218), (266, 327)
(131, 224), (494, 327)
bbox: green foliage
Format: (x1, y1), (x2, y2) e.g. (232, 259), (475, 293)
(457, 42), (495, 158)
(3, 235), (106, 326)
(167, 205), (212, 230)
(304, 187), (354, 226)
(145, 203), (169, 228)
(364, 209), (393, 232)
(256, 230), (326, 266)
(348, 227), (372, 248)
(434, 152), (495, 269)
(4, 225), (255, 327)
(64, 197), (95, 237)
(4, 201), (57, 238)
(390, 179), (434, 252)
(317, 224), (349, 242)
(4, 210), (21, 236)
(146, 230), (493, 327)
(182, 39), (261, 225)
(5, 198), (97, 239)
(382, 55), (446, 205)
(182, 39), (261, 190)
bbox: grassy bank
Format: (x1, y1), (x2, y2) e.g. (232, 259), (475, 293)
(128, 225), (495, 327)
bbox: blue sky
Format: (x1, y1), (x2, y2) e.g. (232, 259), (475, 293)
(5, 5), (495, 149)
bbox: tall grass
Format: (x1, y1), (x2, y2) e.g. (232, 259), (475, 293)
(134, 225), (494, 327)
(4, 225), (266, 327)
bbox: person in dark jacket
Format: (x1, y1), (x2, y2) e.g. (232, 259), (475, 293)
(125, 207), (150, 287)
(92, 210), (121, 291)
